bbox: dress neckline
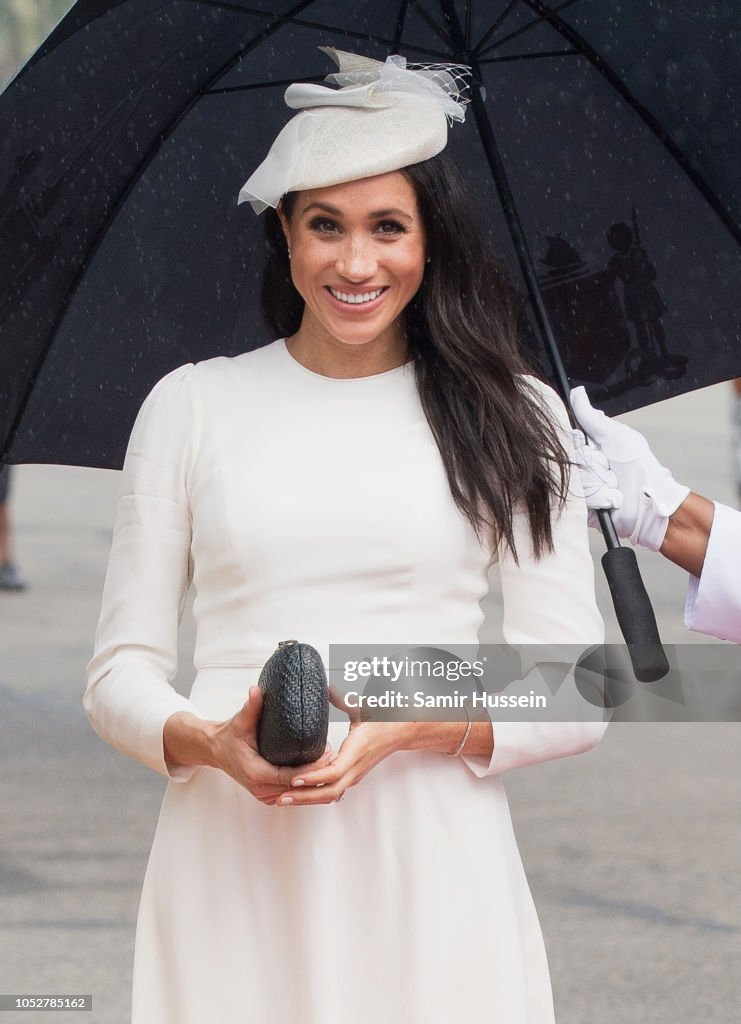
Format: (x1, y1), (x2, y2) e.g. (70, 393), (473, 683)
(278, 337), (413, 383)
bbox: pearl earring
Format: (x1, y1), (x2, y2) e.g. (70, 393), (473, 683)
(426, 256), (431, 264)
(287, 248), (292, 261)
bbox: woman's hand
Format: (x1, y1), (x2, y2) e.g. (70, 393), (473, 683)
(274, 686), (413, 806)
(208, 686), (336, 805)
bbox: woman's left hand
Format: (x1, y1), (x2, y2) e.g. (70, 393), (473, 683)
(271, 686), (413, 806)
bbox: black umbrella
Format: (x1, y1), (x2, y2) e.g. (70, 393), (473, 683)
(3, 0), (739, 677)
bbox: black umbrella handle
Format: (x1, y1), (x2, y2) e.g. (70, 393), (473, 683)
(597, 510), (670, 682)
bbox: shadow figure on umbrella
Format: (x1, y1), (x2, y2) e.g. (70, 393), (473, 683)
(536, 234), (631, 387)
(536, 217), (689, 403)
(605, 210), (688, 385)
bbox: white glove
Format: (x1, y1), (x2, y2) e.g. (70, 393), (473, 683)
(569, 386), (690, 551)
(569, 428), (624, 530)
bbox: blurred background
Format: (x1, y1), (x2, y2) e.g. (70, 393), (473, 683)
(1, 3), (739, 1023)
(0, 0), (70, 85)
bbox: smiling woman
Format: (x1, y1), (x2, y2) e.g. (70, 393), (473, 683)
(263, 149), (572, 560)
(275, 173), (426, 371)
(84, 46), (607, 1024)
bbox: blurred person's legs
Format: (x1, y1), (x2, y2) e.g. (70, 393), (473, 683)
(733, 379), (741, 508)
(0, 465), (27, 591)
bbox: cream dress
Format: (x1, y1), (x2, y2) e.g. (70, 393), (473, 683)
(84, 337), (606, 1023)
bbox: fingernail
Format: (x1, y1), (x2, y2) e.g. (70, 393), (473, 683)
(278, 796), (294, 805)
(291, 779), (305, 787)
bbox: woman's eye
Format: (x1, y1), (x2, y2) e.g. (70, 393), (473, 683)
(308, 218), (339, 234)
(376, 220), (405, 235)
(306, 218), (406, 236)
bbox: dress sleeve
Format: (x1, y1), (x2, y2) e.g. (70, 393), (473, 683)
(83, 363), (205, 783)
(684, 502), (741, 643)
(460, 377), (608, 779)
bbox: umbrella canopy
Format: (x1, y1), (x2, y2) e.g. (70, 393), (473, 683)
(1, 0), (740, 469)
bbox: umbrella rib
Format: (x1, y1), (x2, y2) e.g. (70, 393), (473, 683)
(440, 0), (572, 398)
(473, 0), (520, 55)
(518, 0), (741, 246)
(191, 0), (454, 61)
(479, 48), (578, 63)
(478, 0), (581, 59)
(393, 0), (411, 51)
(406, 0), (457, 51)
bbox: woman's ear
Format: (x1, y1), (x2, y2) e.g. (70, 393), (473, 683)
(276, 200), (292, 253)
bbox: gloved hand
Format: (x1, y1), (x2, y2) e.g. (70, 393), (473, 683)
(569, 429), (624, 529)
(569, 386), (690, 551)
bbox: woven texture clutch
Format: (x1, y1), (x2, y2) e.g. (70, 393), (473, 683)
(256, 640), (330, 766)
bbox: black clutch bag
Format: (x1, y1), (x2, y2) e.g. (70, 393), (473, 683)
(256, 640), (330, 766)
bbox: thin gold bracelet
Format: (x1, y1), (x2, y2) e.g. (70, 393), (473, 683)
(448, 703), (472, 757)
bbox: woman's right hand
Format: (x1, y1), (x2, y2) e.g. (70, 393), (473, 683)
(208, 686), (336, 804)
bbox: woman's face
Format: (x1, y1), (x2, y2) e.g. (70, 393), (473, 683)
(278, 171), (426, 350)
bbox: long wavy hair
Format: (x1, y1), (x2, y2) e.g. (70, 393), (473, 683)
(260, 152), (570, 562)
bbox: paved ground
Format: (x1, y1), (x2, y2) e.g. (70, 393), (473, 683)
(1, 382), (739, 1023)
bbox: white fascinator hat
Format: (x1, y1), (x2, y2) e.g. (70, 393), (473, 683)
(237, 46), (471, 214)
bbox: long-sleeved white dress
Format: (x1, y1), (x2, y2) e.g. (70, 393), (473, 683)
(84, 337), (606, 1024)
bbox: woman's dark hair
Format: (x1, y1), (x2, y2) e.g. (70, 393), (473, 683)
(261, 152), (570, 561)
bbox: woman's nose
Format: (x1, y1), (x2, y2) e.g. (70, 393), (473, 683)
(335, 238), (377, 280)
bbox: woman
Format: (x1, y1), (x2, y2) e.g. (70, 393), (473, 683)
(84, 49), (606, 1023)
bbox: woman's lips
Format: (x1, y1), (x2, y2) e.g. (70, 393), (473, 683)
(324, 286), (389, 313)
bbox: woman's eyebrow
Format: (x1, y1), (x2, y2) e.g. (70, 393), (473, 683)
(370, 207), (413, 221)
(301, 202), (413, 222)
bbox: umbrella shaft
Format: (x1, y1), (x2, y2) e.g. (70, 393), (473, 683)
(596, 508), (620, 548)
(439, 0), (571, 403)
